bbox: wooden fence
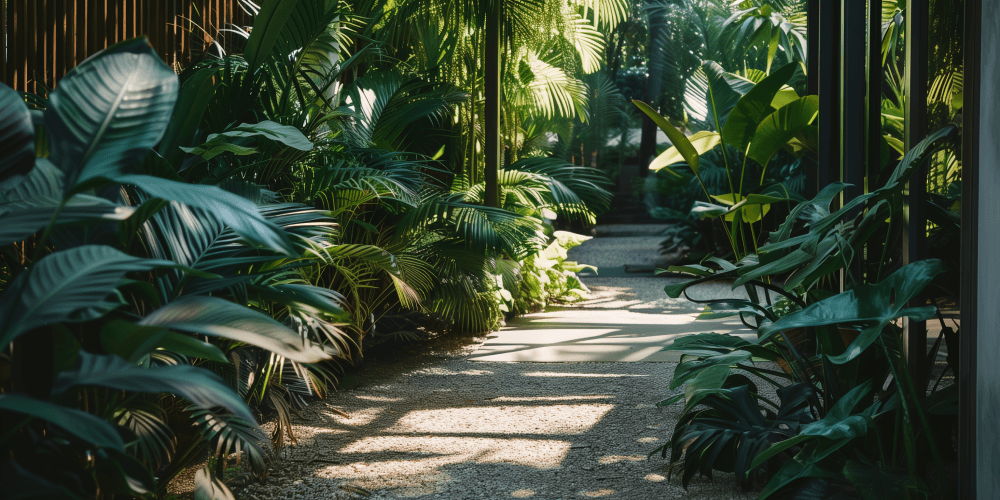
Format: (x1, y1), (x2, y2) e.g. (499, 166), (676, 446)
(2, 0), (251, 94)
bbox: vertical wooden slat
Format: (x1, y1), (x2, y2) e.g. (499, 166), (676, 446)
(1, 0), (7, 85)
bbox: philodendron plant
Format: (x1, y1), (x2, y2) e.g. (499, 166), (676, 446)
(651, 126), (960, 498)
(0, 38), (349, 499)
(635, 62), (819, 262)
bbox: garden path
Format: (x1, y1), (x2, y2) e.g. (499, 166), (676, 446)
(236, 227), (758, 500)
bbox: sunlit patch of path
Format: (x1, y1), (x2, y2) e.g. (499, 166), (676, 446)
(238, 234), (758, 499)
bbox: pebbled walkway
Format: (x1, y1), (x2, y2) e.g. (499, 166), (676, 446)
(237, 230), (757, 500)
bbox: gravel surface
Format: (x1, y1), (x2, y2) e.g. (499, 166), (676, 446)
(236, 343), (756, 500)
(233, 233), (760, 499)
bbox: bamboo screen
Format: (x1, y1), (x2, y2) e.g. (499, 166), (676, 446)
(1, 0), (252, 94)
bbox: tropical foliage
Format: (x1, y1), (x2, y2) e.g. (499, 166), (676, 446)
(651, 125), (960, 497)
(0, 0), (620, 497)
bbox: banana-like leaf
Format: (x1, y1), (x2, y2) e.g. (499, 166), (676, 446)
(0, 194), (137, 246)
(747, 95), (819, 165)
(723, 63), (798, 153)
(242, 0), (301, 73)
(649, 131), (720, 171)
(0, 394), (125, 451)
(138, 296), (331, 363)
(757, 260), (946, 364)
(44, 38), (179, 190)
(0, 158), (62, 207)
(0, 245), (179, 348)
(0, 83), (35, 189)
(633, 100), (700, 172)
(52, 352), (255, 423)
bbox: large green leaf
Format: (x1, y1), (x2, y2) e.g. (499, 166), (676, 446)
(243, 0), (301, 73)
(722, 63), (798, 153)
(44, 38), (178, 190)
(649, 131), (720, 171)
(633, 100), (700, 172)
(0, 194), (136, 246)
(138, 296), (331, 363)
(842, 458), (922, 500)
(683, 61), (746, 129)
(0, 83), (36, 189)
(200, 121), (314, 153)
(757, 260), (946, 364)
(0, 246), (178, 348)
(100, 319), (228, 364)
(0, 159), (63, 207)
(0, 394), (125, 451)
(53, 352), (255, 423)
(158, 67), (221, 164)
(750, 381), (874, 469)
(747, 95), (820, 165)
(117, 174), (296, 255)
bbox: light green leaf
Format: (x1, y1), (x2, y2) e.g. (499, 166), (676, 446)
(649, 131), (720, 171)
(747, 95), (820, 165)
(633, 100), (699, 172)
(723, 63), (798, 153)
(204, 121), (313, 152)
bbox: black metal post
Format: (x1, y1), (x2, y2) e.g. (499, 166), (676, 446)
(959, 1), (981, 497)
(817, 0), (840, 197)
(804, 0), (820, 199)
(484, 0), (501, 208)
(841, 0), (866, 204)
(867, 0), (881, 190)
(903, 0), (928, 384)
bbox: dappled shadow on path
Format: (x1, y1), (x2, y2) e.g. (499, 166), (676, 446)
(247, 361), (756, 499)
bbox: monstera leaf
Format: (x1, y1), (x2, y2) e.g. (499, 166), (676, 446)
(0, 83), (35, 189)
(0, 246), (179, 349)
(138, 296), (331, 363)
(44, 38), (179, 191)
(757, 260), (946, 364)
(659, 383), (814, 490)
(52, 352), (255, 423)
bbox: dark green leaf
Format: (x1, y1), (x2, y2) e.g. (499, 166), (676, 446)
(52, 352), (255, 423)
(139, 296), (331, 363)
(45, 38), (179, 190)
(723, 63), (798, 153)
(0, 246), (178, 348)
(0, 83), (36, 189)
(757, 260), (946, 364)
(0, 394), (125, 451)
